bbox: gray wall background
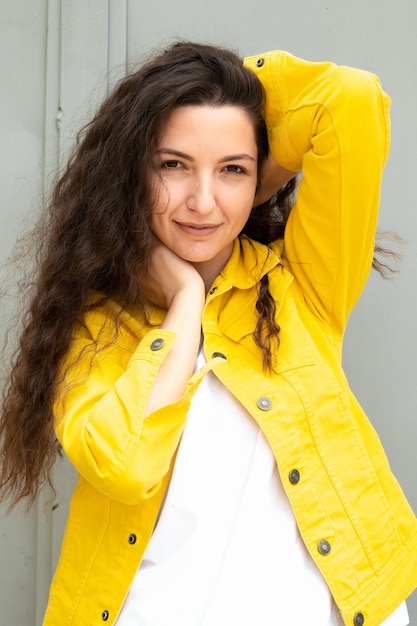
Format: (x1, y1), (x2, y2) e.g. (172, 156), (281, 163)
(1, 1), (416, 624)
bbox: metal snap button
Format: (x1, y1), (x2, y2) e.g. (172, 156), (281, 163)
(128, 533), (137, 544)
(354, 613), (365, 626)
(150, 338), (164, 351)
(102, 610), (109, 621)
(212, 352), (227, 360)
(209, 286), (218, 294)
(257, 396), (272, 411)
(289, 469), (300, 484)
(317, 540), (331, 555)
(256, 58), (265, 67)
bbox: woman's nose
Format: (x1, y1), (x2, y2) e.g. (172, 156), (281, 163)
(186, 176), (216, 213)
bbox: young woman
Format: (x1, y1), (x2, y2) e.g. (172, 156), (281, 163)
(1, 41), (417, 626)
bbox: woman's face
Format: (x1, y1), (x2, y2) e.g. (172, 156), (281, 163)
(151, 105), (258, 281)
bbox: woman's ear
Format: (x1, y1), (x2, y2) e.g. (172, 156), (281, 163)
(254, 154), (297, 206)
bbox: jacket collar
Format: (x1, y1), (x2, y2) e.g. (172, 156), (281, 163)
(216, 235), (283, 290)
(144, 236), (285, 326)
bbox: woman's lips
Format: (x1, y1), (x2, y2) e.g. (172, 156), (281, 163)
(176, 222), (220, 236)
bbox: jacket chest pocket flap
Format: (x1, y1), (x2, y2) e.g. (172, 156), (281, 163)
(218, 281), (317, 374)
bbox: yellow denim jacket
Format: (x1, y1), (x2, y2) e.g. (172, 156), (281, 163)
(44, 52), (417, 626)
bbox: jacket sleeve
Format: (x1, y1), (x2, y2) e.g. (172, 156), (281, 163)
(244, 51), (391, 336)
(53, 301), (216, 505)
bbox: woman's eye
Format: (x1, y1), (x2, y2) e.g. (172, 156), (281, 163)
(224, 164), (245, 174)
(161, 160), (182, 169)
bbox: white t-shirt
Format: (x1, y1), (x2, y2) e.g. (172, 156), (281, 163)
(116, 348), (408, 626)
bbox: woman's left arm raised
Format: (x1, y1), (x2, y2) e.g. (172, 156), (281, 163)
(245, 51), (391, 335)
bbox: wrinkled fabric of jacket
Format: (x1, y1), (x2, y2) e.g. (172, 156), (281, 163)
(43, 51), (417, 626)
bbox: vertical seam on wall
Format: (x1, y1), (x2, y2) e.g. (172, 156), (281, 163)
(42, 0), (62, 202)
(37, 2), (62, 618)
(107, 0), (128, 93)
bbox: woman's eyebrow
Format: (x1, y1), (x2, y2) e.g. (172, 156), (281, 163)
(219, 154), (257, 163)
(155, 148), (193, 159)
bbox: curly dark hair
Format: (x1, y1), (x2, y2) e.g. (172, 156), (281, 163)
(0, 41), (298, 510)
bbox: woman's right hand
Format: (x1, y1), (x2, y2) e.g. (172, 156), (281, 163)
(142, 239), (205, 311)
